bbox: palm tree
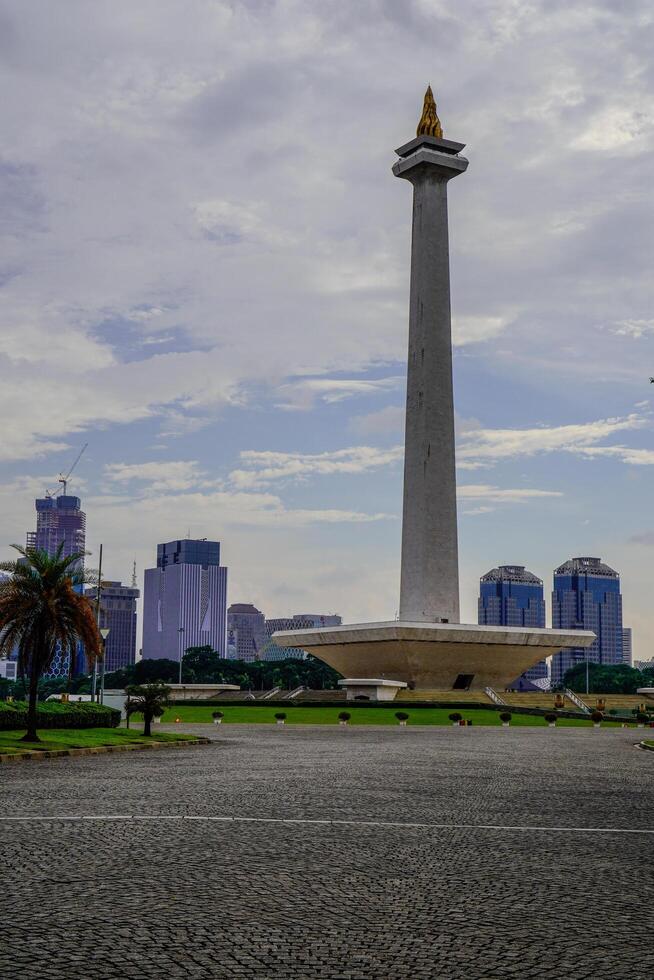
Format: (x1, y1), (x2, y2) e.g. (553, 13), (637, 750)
(125, 682), (172, 736)
(0, 544), (102, 742)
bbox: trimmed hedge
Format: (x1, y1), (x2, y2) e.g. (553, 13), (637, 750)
(0, 701), (120, 731)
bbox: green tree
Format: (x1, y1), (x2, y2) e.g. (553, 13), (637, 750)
(0, 545), (101, 742)
(125, 682), (172, 736)
(562, 662), (646, 694)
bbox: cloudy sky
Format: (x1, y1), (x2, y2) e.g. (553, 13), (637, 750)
(1, 0), (653, 655)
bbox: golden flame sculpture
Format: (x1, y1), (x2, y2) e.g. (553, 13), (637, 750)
(417, 85), (443, 139)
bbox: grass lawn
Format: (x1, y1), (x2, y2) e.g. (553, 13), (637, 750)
(150, 704), (630, 728)
(0, 728), (201, 756)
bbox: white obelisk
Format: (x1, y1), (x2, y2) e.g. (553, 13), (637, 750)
(393, 86), (468, 624)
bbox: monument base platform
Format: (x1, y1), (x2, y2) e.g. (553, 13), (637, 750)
(273, 621), (595, 693)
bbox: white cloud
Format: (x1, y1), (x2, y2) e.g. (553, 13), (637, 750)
(275, 376), (403, 411)
(229, 446), (404, 489)
(458, 414), (650, 466)
(612, 319), (654, 339)
(104, 460), (215, 493)
(452, 314), (511, 346)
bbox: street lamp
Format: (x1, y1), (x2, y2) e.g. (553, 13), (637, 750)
(99, 628), (110, 705)
(177, 627), (185, 685)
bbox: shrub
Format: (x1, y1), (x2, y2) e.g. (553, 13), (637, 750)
(274, 712), (287, 721)
(337, 711), (351, 721)
(0, 700), (119, 731)
(448, 712), (462, 722)
(499, 712), (512, 723)
(544, 713), (557, 724)
(395, 711), (409, 721)
(211, 710), (224, 719)
(590, 710), (604, 723)
(608, 708), (618, 716)
(636, 712), (649, 724)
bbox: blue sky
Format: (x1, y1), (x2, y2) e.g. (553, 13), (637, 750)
(1, 1), (653, 656)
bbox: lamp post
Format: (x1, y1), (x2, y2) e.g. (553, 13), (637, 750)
(177, 627), (185, 685)
(99, 628), (110, 705)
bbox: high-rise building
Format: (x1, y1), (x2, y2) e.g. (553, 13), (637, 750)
(86, 581), (139, 673)
(622, 627), (632, 667)
(226, 604), (266, 662)
(142, 539), (228, 662)
(26, 494), (87, 678)
(478, 565), (547, 687)
(27, 495), (86, 563)
(262, 614), (342, 661)
(551, 557), (623, 686)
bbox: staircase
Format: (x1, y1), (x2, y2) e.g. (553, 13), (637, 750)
(260, 687), (281, 700)
(395, 689), (495, 705)
(485, 687), (506, 706)
(285, 686), (305, 700)
(565, 689), (590, 714)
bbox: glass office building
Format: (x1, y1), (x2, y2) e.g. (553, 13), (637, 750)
(142, 539), (228, 661)
(551, 557), (623, 686)
(478, 565), (547, 687)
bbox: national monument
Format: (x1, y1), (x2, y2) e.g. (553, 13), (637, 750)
(274, 89), (594, 696)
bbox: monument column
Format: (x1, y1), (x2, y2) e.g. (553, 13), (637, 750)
(393, 88), (468, 624)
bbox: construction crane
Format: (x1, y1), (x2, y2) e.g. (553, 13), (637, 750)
(55, 443), (88, 496)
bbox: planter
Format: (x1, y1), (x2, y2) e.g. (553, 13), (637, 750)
(637, 723), (644, 729)
(213, 718), (222, 725)
(593, 722), (601, 728)
(548, 722), (556, 728)
(502, 722), (510, 728)
(276, 720), (285, 725)
(398, 721), (407, 727)
(153, 716), (161, 724)
(339, 721), (348, 726)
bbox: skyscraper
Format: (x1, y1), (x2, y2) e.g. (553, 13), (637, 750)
(227, 604), (266, 662)
(263, 614), (342, 661)
(551, 557), (623, 686)
(86, 581), (139, 673)
(478, 566), (547, 687)
(621, 627), (632, 667)
(26, 494), (87, 678)
(142, 539), (228, 662)
(27, 495), (86, 562)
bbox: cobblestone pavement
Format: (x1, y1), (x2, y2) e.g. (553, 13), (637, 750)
(1, 725), (652, 979)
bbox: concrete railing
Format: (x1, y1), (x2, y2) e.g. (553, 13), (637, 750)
(485, 687), (506, 706)
(565, 688), (591, 714)
(285, 686), (305, 700)
(260, 687), (281, 700)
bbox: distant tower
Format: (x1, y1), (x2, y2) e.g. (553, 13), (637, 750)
(86, 581), (139, 672)
(27, 495), (86, 563)
(622, 627), (632, 666)
(478, 566), (547, 688)
(227, 604), (266, 662)
(26, 493), (87, 678)
(551, 557), (623, 686)
(142, 539), (228, 661)
(131, 559), (137, 589)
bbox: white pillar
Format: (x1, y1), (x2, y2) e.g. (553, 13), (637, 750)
(393, 134), (468, 623)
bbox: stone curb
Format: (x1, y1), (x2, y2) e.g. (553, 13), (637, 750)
(639, 740), (654, 752)
(0, 737), (212, 764)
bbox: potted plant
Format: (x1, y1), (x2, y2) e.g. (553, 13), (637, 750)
(499, 711), (512, 728)
(544, 712), (557, 728)
(274, 712), (287, 725)
(395, 711), (409, 727)
(448, 712), (462, 727)
(338, 711), (351, 726)
(212, 710), (224, 725)
(636, 712), (648, 728)
(591, 710), (603, 728)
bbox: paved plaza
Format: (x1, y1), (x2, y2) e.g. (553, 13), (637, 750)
(1, 725), (652, 979)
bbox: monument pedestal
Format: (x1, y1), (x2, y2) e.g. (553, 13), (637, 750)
(273, 621), (595, 693)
